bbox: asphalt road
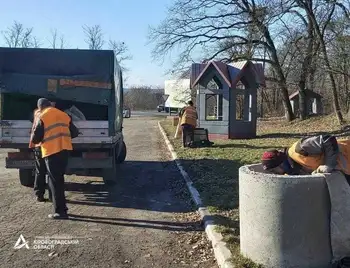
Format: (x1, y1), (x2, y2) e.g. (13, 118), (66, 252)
(0, 116), (217, 268)
(131, 110), (170, 117)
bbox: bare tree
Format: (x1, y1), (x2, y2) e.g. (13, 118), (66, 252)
(148, 0), (296, 121)
(108, 40), (132, 71)
(59, 35), (67, 49)
(294, 0), (349, 124)
(48, 28), (67, 49)
(278, 5), (319, 120)
(82, 25), (104, 50)
(2, 21), (39, 48)
(124, 85), (163, 110)
(49, 29), (58, 49)
(32, 37), (42, 48)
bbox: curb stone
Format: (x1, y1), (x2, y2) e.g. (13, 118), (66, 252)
(158, 122), (234, 268)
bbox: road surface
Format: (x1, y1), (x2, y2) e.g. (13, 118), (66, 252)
(0, 116), (217, 268)
(131, 110), (168, 117)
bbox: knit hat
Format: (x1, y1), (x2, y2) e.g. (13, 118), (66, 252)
(261, 149), (287, 170)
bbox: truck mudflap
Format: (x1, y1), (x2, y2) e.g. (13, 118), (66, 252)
(5, 152), (113, 170)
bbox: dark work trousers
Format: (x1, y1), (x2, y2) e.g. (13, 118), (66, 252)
(44, 150), (69, 214)
(345, 174), (350, 186)
(181, 124), (195, 147)
(33, 147), (51, 199)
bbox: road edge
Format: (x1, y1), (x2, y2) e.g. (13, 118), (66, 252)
(158, 121), (234, 268)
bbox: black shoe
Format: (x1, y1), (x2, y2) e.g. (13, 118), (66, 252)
(36, 196), (45, 202)
(48, 213), (69, 220)
(338, 257), (350, 268)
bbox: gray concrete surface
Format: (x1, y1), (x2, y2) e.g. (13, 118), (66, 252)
(131, 110), (168, 117)
(239, 164), (332, 268)
(0, 116), (217, 268)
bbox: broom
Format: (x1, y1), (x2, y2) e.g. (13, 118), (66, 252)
(174, 119), (181, 138)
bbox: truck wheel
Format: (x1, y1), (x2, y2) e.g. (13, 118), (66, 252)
(19, 169), (35, 187)
(116, 141), (127, 163)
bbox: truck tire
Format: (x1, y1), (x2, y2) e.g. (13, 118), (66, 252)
(19, 169), (35, 187)
(116, 141), (127, 163)
(102, 142), (126, 185)
(102, 167), (117, 186)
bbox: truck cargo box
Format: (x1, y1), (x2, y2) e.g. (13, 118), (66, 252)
(0, 47), (124, 136)
(0, 47), (126, 186)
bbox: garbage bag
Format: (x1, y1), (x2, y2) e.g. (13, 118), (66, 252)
(64, 105), (86, 121)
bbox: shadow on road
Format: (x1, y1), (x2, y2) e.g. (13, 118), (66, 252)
(66, 213), (203, 232)
(63, 158), (242, 237)
(64, 160), (195, 214)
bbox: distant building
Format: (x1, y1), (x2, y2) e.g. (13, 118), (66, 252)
(289, 89), (323, 116)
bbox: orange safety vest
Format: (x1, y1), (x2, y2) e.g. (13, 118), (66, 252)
(29, 109), (42, 148)
(39, 107), (73, 158)
(288, 139), (350, 175)
(180, 106), (197, 127)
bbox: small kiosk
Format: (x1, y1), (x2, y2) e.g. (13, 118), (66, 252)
(190, 60), (264, 139)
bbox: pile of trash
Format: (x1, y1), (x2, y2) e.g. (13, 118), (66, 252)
(64, 105), (86, 121)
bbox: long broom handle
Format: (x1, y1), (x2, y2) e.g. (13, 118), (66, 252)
(174, 119), (181, 138)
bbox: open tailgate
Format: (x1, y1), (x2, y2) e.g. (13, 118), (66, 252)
(0, 120), (114, 148)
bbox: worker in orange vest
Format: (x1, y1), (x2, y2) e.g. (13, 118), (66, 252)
(30, 98), (79, 219)
(29, 108), (51, 202)
(178, 100), (198, 148)
(261, 134), (350, 183)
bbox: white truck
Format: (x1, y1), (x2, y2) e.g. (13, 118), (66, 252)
(159, 79), (191, 113)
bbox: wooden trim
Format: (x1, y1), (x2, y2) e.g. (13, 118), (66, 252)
(212, 61), (232, 88)
(191, 63), (211, 88)
(47, 79), (58, 93)
(191, 61), (232, 88)
(208, 133), (229, 140)
(59, 79), (112, 89)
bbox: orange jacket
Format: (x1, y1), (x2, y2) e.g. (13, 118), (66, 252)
(39, 107), (73, 157)
(288, 139), (350, 175)
(180, 106), (197, 127)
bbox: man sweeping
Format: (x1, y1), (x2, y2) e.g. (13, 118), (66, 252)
(178, 100), (198, 148)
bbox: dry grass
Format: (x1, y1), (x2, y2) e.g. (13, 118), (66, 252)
(160, 114), (350, 267)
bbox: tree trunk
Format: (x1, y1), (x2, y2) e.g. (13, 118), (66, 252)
(298, 15), (314, 120)
(305, 3), (344, 124)
(319, 40), (344, 123)
(308, 62), (316, 91)
(344, 60), (350, 113)
(260, 23), (295, 121)
(275, 67), (294, 121)
(308, 40), (320, 92)
(260, 87), (264, 118)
